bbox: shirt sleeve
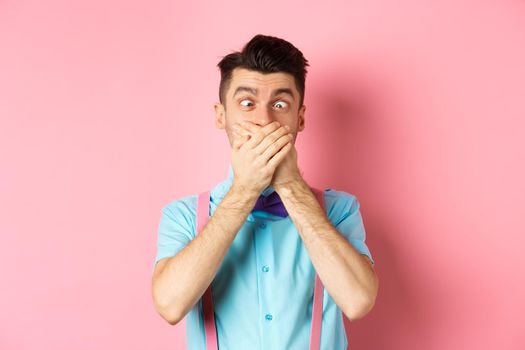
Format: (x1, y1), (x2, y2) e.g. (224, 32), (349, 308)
(153, 196), (197, 270)
(328, 190), (375, 267)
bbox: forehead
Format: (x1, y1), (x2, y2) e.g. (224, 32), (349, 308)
(228, 68), (297, 97)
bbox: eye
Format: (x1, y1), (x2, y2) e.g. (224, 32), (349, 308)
(240, 99), (254, 107)
(274, 101), (288, 109)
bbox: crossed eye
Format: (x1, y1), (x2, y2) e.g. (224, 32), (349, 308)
(239, 99), (288, 109)
(240, 99), (254, 107)
(274, 101), (288, 109)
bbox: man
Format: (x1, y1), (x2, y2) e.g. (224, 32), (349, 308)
(151, 34), (378, 349)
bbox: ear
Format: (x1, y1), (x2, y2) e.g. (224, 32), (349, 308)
(214, 102), (226, 129)
(297, 104), (306, 132)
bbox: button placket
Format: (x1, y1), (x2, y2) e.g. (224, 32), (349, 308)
(255, 220), (275, 329)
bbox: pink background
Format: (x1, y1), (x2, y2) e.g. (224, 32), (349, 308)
(1, 1), (524, 349)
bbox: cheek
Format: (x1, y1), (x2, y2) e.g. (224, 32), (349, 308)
(225, 112), (250, 131)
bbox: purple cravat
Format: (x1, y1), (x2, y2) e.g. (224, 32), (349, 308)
(252, 191), (289, 217)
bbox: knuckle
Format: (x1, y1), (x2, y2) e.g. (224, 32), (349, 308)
(269, 121), (279, 129)
(266, 134), (277, 143)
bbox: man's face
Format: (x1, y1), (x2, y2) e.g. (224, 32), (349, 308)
(214, 67), (306, 147)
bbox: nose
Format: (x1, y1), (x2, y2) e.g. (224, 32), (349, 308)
(252, 106), (275, 127)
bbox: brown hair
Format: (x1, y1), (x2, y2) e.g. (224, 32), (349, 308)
(217, 34), (309, 106)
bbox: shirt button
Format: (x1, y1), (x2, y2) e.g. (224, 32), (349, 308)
(259, 223), (267, 229)
(265, 314), (273, 321)
(262, 265), (270, 273)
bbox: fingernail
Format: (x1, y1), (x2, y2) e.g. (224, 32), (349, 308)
(285, 125), (290, 131)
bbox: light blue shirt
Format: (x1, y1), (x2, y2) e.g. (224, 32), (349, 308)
(154, 164), (374, 349)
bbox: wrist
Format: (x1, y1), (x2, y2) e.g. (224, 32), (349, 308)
(229, 182), (260, 202)
(273, 176), (306, 194)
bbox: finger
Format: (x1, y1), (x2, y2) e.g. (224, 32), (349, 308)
(234, 129), (250, 143)
(234, 125), (252, 139)
(232, 130), (247, 150)
(241, 121), (281, 149)
(239, 121), (260, 134)
(267, 142), (292, 170)
(261, 131), (293, 161)
(255, 125), (291, 156)
(232, 136), (242, 150)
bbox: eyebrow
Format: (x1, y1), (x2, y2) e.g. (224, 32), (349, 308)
(232, 86), (295, 100)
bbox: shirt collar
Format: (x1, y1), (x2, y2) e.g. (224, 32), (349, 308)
(210, 163), (276, 204)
